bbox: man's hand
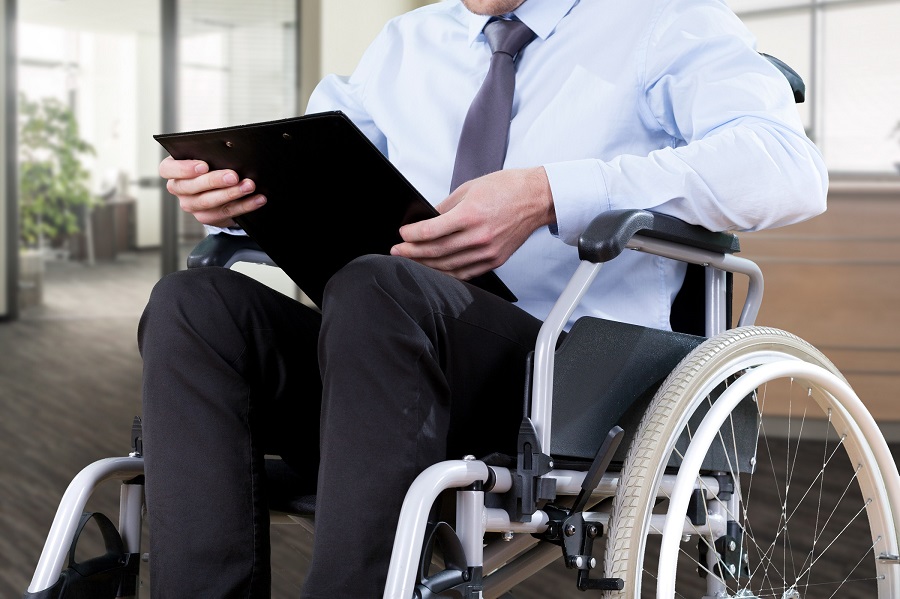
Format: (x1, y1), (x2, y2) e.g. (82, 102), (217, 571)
(159, 156), (267, 228)
(390, 166), (555, 280)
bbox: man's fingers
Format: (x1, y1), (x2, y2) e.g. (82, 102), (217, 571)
(159, 156), (209, 179)
(192, 194), (268, 227)
(158, 155), (265, 227)
(168, 172), (255, 202)
(159, 157), (254, 200)
(177, 181), (259, 213)
(217, 193), (267, 221)
(399, 210), (463, 243)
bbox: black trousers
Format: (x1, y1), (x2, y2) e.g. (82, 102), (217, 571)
(137, 255), (543, 598)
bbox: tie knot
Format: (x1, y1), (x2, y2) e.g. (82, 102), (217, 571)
(483, 18), (535, 59)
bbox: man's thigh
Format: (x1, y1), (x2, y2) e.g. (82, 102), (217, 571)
(322, 255), (542, 459)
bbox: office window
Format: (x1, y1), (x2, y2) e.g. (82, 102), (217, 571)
(736, 0), (900, 174)
(17, 19), (143, 253)
(175, 0), (298, 241)
(18, 24), (79, 110)
(740, 10), (812, 131)
(821, 2), (900, 172)
(728, 0), (788, 12)
(179, 30), (229, 130)
(178, 0), (297, 132)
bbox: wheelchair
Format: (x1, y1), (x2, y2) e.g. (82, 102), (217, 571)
(22, 57), (900, 599)
(22, 207), (900, 598)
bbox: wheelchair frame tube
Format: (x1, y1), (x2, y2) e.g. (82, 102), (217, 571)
(531, 260), (603, 452)
(118, 481), (144, 557)
(456, 488), (486, 568)
(484, 508), (549, 534)
(548, 469), (720, 500)
(384, 459), (490, 599)
(530, 235), (764, 452)
(28, 457), (144, 594)
(626, 236), (764, 328)
(705, 267), (727, 337)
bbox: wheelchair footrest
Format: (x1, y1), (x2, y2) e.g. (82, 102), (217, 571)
(415, 521), (483, 599)
(23, 512), (140, 599)
(577, 574), (625, 591)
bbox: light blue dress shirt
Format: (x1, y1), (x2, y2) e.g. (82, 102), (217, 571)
(244, 0), (829, 330)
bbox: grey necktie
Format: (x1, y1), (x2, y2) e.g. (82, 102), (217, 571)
(450, 18), (536, 192)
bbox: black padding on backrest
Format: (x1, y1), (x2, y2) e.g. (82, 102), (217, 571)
(670, 266), (735, 336)
(761, 52), (806, 103)
(670, 263), (706, 336)
(550, 317), (704, 461)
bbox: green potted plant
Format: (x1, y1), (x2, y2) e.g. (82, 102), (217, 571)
(17, 94), (95, 308)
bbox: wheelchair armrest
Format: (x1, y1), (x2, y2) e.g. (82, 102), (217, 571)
(578, 209), (740, 264)
(186, 232), (277, 270)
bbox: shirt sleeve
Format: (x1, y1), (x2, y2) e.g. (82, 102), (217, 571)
(304, 22), (391, 156)
(545, 0), (828, 246)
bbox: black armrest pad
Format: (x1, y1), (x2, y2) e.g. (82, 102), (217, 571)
(186, 233), (267, 269)
(578, 209), (740, 264)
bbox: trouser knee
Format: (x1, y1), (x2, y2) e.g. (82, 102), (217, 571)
(322, 255), (446, 327)
(138, 267), (260, 355)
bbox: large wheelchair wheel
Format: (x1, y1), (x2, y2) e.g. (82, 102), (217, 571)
(603, 326), (900, 598)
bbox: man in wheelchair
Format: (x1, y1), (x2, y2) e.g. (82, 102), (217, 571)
(145, 0), (828, 597)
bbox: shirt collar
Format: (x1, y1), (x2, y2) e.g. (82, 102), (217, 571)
(465, 0), (579, 45)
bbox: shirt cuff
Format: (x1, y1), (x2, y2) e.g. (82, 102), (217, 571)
(542, 159), (611, 246)
(204, 224), (248, 236)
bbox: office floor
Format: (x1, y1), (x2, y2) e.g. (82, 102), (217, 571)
(1, 251), (154, 597)
(3, 249), (898, 598)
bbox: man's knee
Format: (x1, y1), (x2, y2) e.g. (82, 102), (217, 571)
(139, 268), (249, 350)
(146, 268), (198, 307)
(148, 266), (260, 310)
(144, 269), (213, 324)
(324, 255), (438, 309)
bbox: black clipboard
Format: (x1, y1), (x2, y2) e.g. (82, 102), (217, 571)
(154, 111), (516, 307)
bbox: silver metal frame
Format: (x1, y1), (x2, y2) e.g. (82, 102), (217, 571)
(27, 457), (144, 596)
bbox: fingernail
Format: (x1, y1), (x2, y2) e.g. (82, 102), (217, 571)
(240, 180), (254, 193)
(223, 173), (238, 185)
(194, 163), (209, 174)
(390, 246), (399, 256)
(254, 196), (267, 207)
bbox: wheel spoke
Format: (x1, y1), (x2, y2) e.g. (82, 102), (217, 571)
(603, 327), (898, 598)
